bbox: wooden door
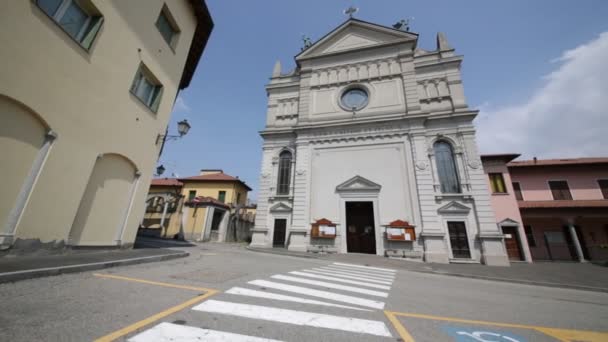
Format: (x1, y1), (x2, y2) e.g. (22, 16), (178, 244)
(346, 202), (376, 254)
(502, 226), (523, 260)
(448, 222), (471, 259)
(273, 219), (286, 247)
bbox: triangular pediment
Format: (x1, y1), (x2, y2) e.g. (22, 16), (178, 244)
(270, 202), (292, 212)
(498, 218), (520, 227)
(437, 201), (470, 214)
(336, 175), (381, 192)
(296, 19), (417, 61)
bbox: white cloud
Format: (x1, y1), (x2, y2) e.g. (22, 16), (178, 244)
(174, 95), (191, 113)
(475, 32), (608, 159)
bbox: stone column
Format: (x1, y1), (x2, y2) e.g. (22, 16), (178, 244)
(567, 220), (586, 262)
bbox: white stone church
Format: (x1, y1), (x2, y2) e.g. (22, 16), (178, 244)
(250, 18), (510, 266)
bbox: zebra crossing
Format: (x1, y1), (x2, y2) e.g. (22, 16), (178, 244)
(128, 262), (397, 341)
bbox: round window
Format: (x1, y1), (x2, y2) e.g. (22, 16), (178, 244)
(340, 87), (369, 111)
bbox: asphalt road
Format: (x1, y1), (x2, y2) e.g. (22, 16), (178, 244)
(1, 243), (607, 342)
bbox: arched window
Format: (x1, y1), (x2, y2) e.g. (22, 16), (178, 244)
(434, 141), (461, 193)
(277, 150), (292, 195)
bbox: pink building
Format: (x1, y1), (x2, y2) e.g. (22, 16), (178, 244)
(482, 156), (608, 263)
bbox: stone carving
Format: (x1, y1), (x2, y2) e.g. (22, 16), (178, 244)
(415, 161), (427, 170)
(309, 57), (402, 88)
(468, 160), (480, 169)
(296, 169), (306, 175)
(261, 172), (270, 178)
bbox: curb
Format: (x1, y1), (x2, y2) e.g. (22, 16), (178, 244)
(403, 268), (608, 293)
(0, 251), (189, 284)
(245, 246), (319, 259)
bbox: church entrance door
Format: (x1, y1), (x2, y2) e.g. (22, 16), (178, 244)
(346, 202), (376, 254)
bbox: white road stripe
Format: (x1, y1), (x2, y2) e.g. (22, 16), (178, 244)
(332, 262), (396, 273)
(248, 279), (385, 309)
(324, 264), (396, 277)
(304, 269), (393, 285)
(225, 287), (371, 312)
(128, 322), (282, 342)
(317, 266), (395, 281)
(193, 300), (392, 337)
(271, 274), (388, 298)
(289, 271), (391, 290)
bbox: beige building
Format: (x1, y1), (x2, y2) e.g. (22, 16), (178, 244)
(0, 1), (213, 250)
(142, 170), (253, 242)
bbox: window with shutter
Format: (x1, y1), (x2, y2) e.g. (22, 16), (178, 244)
(277, 151), (292, 195)
(548, 181), (572, 200)
(512, 182), (523, 200)
(130, 64), (163, 112)
(598, 179), (608, 199)
(488, 173), (507, 193)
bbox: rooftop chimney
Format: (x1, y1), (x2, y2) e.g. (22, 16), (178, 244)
(533, 157), (537, 164)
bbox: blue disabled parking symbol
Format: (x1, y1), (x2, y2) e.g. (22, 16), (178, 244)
(442, 325), (527, 342)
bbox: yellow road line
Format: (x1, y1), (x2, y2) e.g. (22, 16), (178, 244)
(94, 290), (217, 342)
(387, 310), (608, 342)
(92, 273), (219, 341)
(384, 311), (415, 342)
(93, 273), (215, 292)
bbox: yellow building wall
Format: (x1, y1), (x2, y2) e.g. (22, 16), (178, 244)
(181, 182), (249, 206)
(0, 1), (198, 247)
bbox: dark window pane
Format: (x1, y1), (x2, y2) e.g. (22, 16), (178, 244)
(598, 179), (608, 199)
(513, 182), (523, 201)
(37, 0), (62, 17)
(434, 142), (460, 193)
(277, 151), (292, 195)
(188, 190), (196, 201)
(218, 191), (226, 203)
(448, 221), (470, 258)
(58, 1), (90, 40)
(524, 225), (536, 247)
(156, 12), (175, 44)
(549, 181), (572, 200)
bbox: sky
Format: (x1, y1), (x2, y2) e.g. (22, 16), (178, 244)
(161, 0), (608, 200)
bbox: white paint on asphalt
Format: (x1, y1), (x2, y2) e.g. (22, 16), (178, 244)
(321, 265), (396, 279)
(288, 271), (391, 290)
(332, 262), (397, 273)
(248, 279), (385, 309)
(304, 269), (393, 285)
(225, 287), (371, 311)
(128, 322), (282, 342)
(192, 300), (392, 337)
(271, 274), (389, 298)
(316, 267), (395, 281)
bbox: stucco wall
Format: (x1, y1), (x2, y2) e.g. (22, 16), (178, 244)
(510, 165), (608, 201)
(0, 1), (197, 247)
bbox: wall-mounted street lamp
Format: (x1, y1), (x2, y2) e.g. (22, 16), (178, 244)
(155, 119), (191, 176)
(156, 119), (191, 145)
(155, 164), (166, 176)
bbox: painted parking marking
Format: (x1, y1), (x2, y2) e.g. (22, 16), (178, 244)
(92, 273), (219, 342)
(384, 310), (608, 342)
(442, 325), (526, 342)
(128, 322), (283, 342)
(193, 299), (393, 337)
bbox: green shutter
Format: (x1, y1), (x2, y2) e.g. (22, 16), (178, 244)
(81, 16), (104, 50)
(150, 86), (163, 112)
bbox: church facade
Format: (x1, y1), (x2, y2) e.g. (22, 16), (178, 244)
(250, 18), (510, 266)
